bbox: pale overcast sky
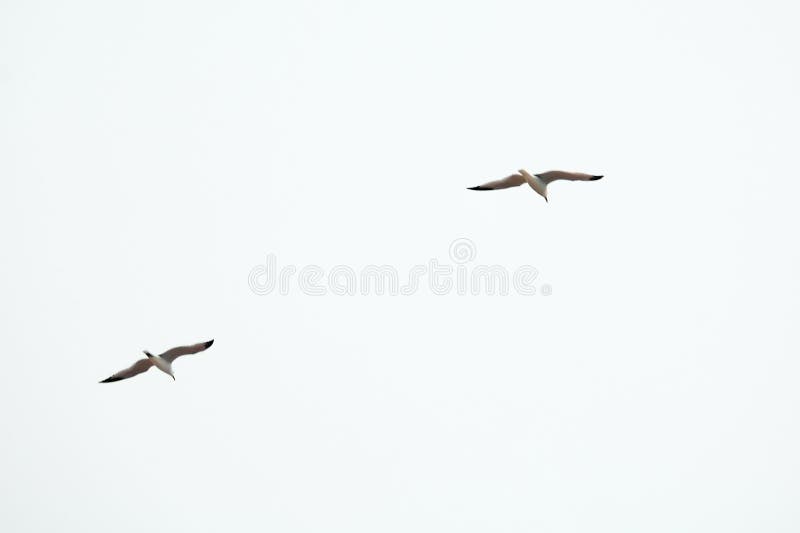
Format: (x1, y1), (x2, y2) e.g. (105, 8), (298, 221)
(2, 1), (799, 531)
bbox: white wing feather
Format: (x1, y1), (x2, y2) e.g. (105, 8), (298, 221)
(468, 173), (526, 190)
(100, 358), (153, 383)
(537, 171), (600, 184)
(160, 340), (215, 363)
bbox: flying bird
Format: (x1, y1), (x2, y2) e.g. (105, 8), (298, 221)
(99, 340), (214, 383)
(468, 169), (603, 202)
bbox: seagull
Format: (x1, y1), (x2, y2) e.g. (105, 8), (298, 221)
(99, 340), (214, 383)
(468, 169), (603, 202)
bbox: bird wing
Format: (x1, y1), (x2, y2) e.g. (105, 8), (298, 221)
(160, 339), (214, 363)
(100, 358), (153, 383)
(467, 173), (525, 191)
(537, 171), (602, 184)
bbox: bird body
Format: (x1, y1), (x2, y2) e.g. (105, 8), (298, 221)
(519, 169), (548, 201)
(145, 351), (175, 380)
(100, 340), (214, 383)
(468, 169), (603, 202)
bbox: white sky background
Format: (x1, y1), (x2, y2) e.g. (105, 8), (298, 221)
(2, 0), (799, 531)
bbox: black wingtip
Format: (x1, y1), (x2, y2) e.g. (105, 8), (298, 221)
(205, 339), (214, 348)
(591, 175), (604, 180)
(467, 186), (493, 191)
(99, 376), (121, 383)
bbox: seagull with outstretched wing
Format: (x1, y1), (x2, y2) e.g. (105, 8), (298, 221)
(468, 169), (603, 202)
(100, 340), (214, 383)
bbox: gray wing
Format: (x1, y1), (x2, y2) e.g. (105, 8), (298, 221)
(160, 339), (214, 363)
(538, 171), (603, 184)
(99, 358), (153, 383)
(467, 173), (526, 191)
